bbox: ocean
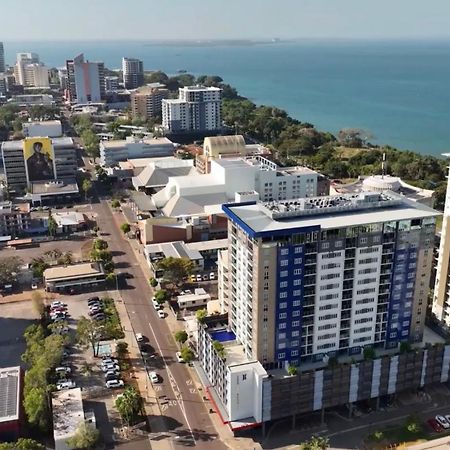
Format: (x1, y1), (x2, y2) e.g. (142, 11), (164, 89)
(4, 39), (450, 157)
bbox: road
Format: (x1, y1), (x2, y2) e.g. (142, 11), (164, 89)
(93, 199), (226, 450)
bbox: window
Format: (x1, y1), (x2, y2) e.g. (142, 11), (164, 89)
(318, 323), (337, 330)
(293, 290), (301, 297)
(242, 374), (247, 381)
(278, 352), (286, 359)
(278, 333), (286, 340)
(293, 300), (301, 307)
(279, 313), (287, 319)
(355, 308), (374, 315)
(295, 246), (303, 254)
(280, 270), (288, 277)
(280, 260), (288, 267)
(294, 258), (303, 264)
(292, 320), (300, 327)
(320, 283), (339, 290)
(278, 342), (286, 350)
(279, 302), (287, 309)
(291, 340), (299, 347)
(322, 242), (330, 250)
(280, 281), (288, 288)
(279, 323), (286, 329)
(280, 292), (287, 299)
(294, 279), (302, 286)
(292, 330), (300, 337)
(293, 310), (301, 317)
(291, 350), (299, 357)
(281, 249), (289, 256)
(294, 268), (302, 275)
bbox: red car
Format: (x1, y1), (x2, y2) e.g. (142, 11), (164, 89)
(428, 418), (444, 433)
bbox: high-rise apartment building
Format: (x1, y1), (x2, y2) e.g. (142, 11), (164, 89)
(104, 76), (119, 92)
(131, 84), (169, 120)
(433, 157), (450, 324)
(14, 53), (46, 86)
(222, 192), (437, 368)
(162, 86), (222, 133)
(66, 54), (105, 104)
(122, 57), (144, 89)
(0, 42), (5, 73)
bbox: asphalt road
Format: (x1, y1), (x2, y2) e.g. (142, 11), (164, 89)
(93, 199), (226, 450)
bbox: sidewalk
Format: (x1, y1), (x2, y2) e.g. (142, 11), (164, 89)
(113, 206), (262, 450)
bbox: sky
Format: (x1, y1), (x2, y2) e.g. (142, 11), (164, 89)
(2, 0), (450, 41)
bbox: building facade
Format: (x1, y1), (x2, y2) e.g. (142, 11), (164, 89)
(23, 120), (62, 138)
(0, 202), (30, 238)
(14, 53), (39, 85)
(162, 86), (222, 133)
(104, 75), (119, 92)
(222, 192), (437, 369)
(66, 54), (105, 104)
(122, 57), (144, 89)
(433, 156), (450, 324)
(0, 42), (5, 73)
(131, 85), (169, 120)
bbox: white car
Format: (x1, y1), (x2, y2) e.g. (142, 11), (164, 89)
(56, 380), (76, 390)
(106, 379), (124, 389)
(436, 415), (450, 429)
(55, 366), (71, 375)
(209, 272), (215, 280)
(102, 363), (120, 373)
(196, 274), (202, 282)
(101, 357), (118, 365)
(175, 352), (184, 363)
(51, 301), (67, 308)
(136, 333), (144, 342)
(31, 282), (38, 289)
(149, 372), (159, 383)
(152, 299), (161, 310)
(157, 310), (165, 319)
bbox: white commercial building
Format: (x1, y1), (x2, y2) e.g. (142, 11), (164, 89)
(152, 156), (320, 217)
(23, 120), (63, 138)
(99, 136), (175, 166)
(162, 86), (222, 133)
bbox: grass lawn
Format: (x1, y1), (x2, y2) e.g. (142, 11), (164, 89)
(335, 146), (367, 159)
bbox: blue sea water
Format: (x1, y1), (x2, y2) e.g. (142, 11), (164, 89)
(4, 39), (450, 157)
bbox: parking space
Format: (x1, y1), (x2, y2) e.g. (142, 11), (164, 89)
(0, 301), (39, 367)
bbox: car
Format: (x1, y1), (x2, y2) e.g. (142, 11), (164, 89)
(106, 379), (124, 389)
(101, 357), (118, 365)
(89, 308), (103, 316)
(190, 275), (196, 282)
(50, 308), (67, 315)
(56, 380), (76, 390)
(102, 364), (120, 373)
(436, 415), (450, 429)
(196, 274), (202, 282)
(55, 366), (71, 375)
(428, 418), (444, 432)
(149, 372), (159, 383)
(104, 370), (120, 380)
(209, 272), (215, 280)
(51, 301), (67, 308)
(50, 312), (67, 319)
(445, 415), (450, 424)
(182, 290), (192, 295)
(202, 274), (209, 281)
(87, 297), (100, 305)
(93, 315), (106, 322)
(157, 310), (165, 319)
(136, 333), (144, 342)
(89, 303), (102, 310)
(175, 352), (184, 363)
(31, 282), (38, 289)
(152, 299), (161, 310)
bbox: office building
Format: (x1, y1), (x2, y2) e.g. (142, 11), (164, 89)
(131, 84), (169, 120)
(66, 54), (105, 103)
(222, 191), (437, 367)
(99, 136), (174, 166)
(162, 85), (222, 133)
(1, 137), (78, 192)
(433, 156), (450, 324)
(122, 57), (144, 89)
(0, 42), (5, 73)
(23, 120), (62, 138)
(104, 75), (119, 92)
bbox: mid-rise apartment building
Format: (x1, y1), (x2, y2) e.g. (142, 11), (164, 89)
(162, 86), (222, 133)
(131, 84), (169, 120)
(222, 192), (437, 369)
(104, 76), (119, 92)
(122, 57), (144, 89)
(0, 42), (5, 73)
(66, 54), (105, 104)
(0, 201), (30, 238)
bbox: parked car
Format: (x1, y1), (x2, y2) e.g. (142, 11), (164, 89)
(209, 272), (215, 280)
(149, 372), (159, 383)
(428, 418), (444, 432)
(136, 333), (144, 342)
(51, 301), (67, 308)
(102, 364), (120, 373)
(55, 366), (71, 375)
(175, 352), (184, 363)
(56, 380), (76, 390)
(104, 370), (120, 381)
(87, 297), (100, 306)
(89, 307), (103, 316)
(31, 282), (38, 289)
(106, 379), (124, 389)
(190, 275), (196, 283)
(445, 415), (450, 424)
(202, 274), (209, 281)
(101, 357), (118, 365)
(152, 298), (161, 310)
(157, 310), (165, 319)
(196, 274), (202, 282)
(93, 313), (106, 321)
(436, 415), (450, 429)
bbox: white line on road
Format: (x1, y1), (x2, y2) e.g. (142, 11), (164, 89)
(147, 321), (196, 443)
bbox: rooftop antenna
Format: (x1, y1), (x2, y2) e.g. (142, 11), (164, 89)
(381, 152), (386, 179)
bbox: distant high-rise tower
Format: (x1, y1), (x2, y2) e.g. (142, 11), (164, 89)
(66, 53), (105, 104)
(122, 57), (144, 89)
(0, 42), (5, 73)
(14, 53), (40, 85)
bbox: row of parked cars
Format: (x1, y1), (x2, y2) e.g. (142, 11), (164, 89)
(101, 357), (125, 389)
(428, 415), (450, 432)
(151, 298), (165, 319)
(87, 297), (106, 321)
(189, 272), (215, 283)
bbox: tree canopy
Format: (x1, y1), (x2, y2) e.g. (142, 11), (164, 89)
(115, 386), (142, 426)
(0, 256), (23, 286)
(156, 257), (194, 284)
(66, 422), (100, 449)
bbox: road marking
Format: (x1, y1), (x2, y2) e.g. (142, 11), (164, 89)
(154, 386), (162, 391)
(186, 379), (192, 385)
(147, 321), (196, 443)
(189, 388), (197, 395)
(161, 404), (168, 412)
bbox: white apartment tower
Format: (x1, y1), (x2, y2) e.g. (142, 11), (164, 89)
(122, 57), (144, 89)
(14, 53), (49, 87)
(162, 86), (222, 133)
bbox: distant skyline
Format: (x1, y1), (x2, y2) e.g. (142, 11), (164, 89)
(2, 0), (450, 41)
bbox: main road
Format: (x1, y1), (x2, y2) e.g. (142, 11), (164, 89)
(93, 199), (227, 450)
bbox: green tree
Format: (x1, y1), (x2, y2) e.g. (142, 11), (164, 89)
(93, 239), (108, 251)
(111, 199), (120, 208)
(149, 277), (158, 287)
(47, 213), (57, 237)
(0, 438), (45, 450)
(66, 422), (100, 449)
(180, 346), (194, 363)
(82, 178), (92, 201)
(156, 257), (194, 285)
(363, 346), (376, 360)
(116, 341), (128, 359)
(120, 223), (131, 234)
(300, 436), (329, 450)
(433, 182), (447, 211)
(195, 309), (207, 324)
(23, 386), (49, 431)
(0, 256), (23, 285)
(76, 316), (102, 356)
(29, 257), (49, 279)
(81, 129), (100, 158)
(174, 330), (188, 345)
(287, 365), (298, 376)
(57, 251), (73, 266)
(212, 340), (226, 359)
(115, 386), (142, 426)
(154, 289), (170, 304)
